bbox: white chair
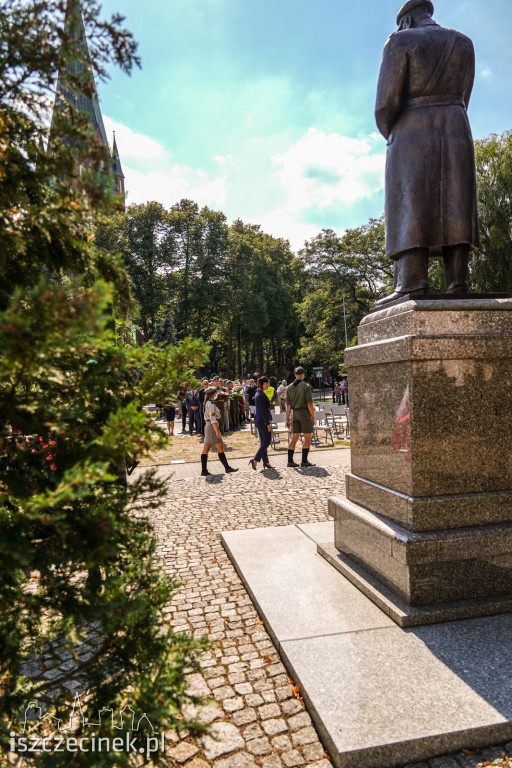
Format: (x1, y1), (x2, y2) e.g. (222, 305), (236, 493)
(313, 410), (334, 446)
(328, 405), (348, 438)
(271, 413), (291, 449)
(249, 406), (256, 434)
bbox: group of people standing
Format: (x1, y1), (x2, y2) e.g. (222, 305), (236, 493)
(161, 367), (328, 477)
(333, 378), (349, 406)
(162, 377), (247, 438)
(249, 367), (316, 472)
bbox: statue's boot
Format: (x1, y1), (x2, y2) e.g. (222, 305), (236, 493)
(375, 248), (429, 308)
(444, 244), (470, 294)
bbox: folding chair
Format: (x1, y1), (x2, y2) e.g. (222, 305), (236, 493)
(314, 410), (335, 447)
(271, 413), (291, 449)
(249, 406), (256, 434)
(329, 405), (348, 438)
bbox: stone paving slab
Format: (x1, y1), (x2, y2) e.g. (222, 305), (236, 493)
(222, 525), (394, 645)
(143, 462), (512, 768)
(222, 523), (512, 768)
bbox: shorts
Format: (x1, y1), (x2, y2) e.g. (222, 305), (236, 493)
(292, 408), (314, 435)
(163, 407), (176, 422)
(204, 422), (220, 445)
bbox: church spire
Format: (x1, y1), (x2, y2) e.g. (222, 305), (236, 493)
(50, 0), (108, 146)
(112, 132), (126, 205)
(50, 0), (124, 205)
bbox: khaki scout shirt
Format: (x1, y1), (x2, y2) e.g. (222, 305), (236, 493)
(286, 380), (313, 410)
(204, 400), (221, 425)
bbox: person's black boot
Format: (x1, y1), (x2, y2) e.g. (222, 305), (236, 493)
(301, 448), (315, 468)
(201, 454), (211, 477)
(219, 452), (238, 474)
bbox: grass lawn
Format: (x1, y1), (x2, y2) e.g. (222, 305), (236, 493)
(140, 423), (349, 466)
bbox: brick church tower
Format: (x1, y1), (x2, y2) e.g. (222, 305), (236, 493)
(50, 0), (125, 207)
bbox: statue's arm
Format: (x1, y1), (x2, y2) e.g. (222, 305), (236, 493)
(464, 40), (475, 109)
(375, 35), (407, 141)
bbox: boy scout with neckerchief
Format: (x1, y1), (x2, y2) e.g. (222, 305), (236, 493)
(286, 366), (315, 468)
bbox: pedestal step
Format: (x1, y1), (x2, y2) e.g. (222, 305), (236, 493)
(327, 496), (512, 623)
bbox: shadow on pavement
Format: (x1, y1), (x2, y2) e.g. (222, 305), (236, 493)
(260, 468), (282, 480)
(295, 467), (329, 478)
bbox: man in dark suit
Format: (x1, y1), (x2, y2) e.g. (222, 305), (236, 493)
(375, 0), (479, 307)
(185, 388), (200, 436)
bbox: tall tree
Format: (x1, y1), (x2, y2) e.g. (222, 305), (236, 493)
(471, 130), (512, 293)
(0, 0), (208, 760)
(188, 206), (229, 339)
(95, 201), (176, 341)
(298, 218), (391, 374)
(169, 199), (203, 336)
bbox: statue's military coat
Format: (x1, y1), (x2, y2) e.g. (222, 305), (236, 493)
(375, 19), (479, 259)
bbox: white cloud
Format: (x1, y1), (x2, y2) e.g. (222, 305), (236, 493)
(257, 209), (319, 251)
(103, 116), (167, 164)
(478, 65), (492, 79)
(122, 165), (229, 210)
(244, 128), (385, 249)
(213, 154), (234, 167)
(104, 115), (229, 209)
(103, 118), (385, 251)
(271, 128), (385, 212)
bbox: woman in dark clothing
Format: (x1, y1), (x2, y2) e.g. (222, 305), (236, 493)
(163, 404), (176, 435)
(249, 377), (273, 470)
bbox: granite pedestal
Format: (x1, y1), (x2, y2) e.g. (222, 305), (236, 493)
(321, 298), (512, 625)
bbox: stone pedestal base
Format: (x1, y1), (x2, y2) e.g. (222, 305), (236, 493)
(320, 498), (512, 627)
(334, 298), (512, 625)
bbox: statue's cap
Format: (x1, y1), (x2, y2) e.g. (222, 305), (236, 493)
(397, 0), (434, 25)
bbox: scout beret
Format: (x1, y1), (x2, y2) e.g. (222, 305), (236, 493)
(397, 0), (434, 24)
(211, 375), (220, 381)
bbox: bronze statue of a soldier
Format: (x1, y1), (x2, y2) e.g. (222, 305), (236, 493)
(375, 0), (479, 307)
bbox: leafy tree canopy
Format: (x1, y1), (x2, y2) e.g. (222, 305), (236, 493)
(0, 0), (208, 760)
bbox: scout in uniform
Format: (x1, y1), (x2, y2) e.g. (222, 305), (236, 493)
(198, 378), (209, 438)
(201, 387), (239, 477)
(218, 380), (230, 434)
(286, 366), (316, 468)
(211, 376), (225, 434)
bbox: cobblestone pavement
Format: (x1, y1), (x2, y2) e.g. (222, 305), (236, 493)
(147, 461), (512, 768)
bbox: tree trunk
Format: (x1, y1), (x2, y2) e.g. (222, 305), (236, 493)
(237, 327), (243, 379)
(227, 321), (233, 379)
(182, 224), (190, 335)
(210, 341), (218, 373)
(272, 340), (278, 376)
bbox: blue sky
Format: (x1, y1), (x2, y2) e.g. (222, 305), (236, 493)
(98, 0), (512, 251)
